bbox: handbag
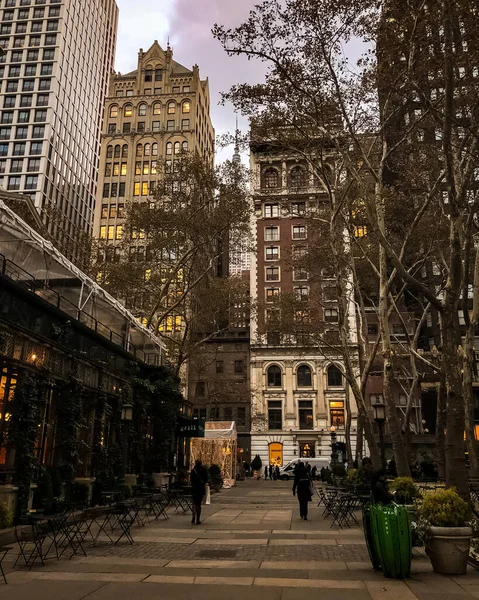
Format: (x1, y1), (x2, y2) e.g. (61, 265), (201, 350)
(205, 483), (211, 505)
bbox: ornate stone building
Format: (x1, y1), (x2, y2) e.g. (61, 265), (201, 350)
(249, 140), (359, 467)
(93, 40), (214, 247)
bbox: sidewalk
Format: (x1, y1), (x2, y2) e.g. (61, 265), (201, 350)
(2, 479), (479, 599)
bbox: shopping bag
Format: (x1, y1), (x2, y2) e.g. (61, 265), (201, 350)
(205, 484), (211, 505)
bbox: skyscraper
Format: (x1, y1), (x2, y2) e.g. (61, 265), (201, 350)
(0, 0), (118, 259)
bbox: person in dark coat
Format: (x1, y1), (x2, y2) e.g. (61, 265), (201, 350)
(311, 465), (317, 481)
(388, 458), (397, 478)
(292, 461), (312, 520)
(275, 465), (280, 480)
(190, 460), (208, 525)
(269, 464), (274, 480)
(371, 469), (393, 504)
(265, 465), (269, 480)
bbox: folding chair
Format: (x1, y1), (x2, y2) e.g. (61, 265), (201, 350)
(113, 506), (135, 545)
(14, 521), (46, 568)
(0, 547), (11, 584)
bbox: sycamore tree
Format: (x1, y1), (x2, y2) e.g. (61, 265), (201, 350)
(214, 0), (479, 494)
(95, 153), (251, 372)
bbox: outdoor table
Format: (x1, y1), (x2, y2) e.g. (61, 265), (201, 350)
(111, 502), (136, 545)
(27, 512), (69, 562)
(83, 506), (115, 545)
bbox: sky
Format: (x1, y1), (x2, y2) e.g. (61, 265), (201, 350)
(114, 0), (263, 164)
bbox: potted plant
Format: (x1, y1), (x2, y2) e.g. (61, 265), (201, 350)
(420, 488), (472, 575)
(390, 477), (419, 505)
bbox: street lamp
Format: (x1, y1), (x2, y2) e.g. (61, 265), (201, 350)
(373, 404), (387, 470)
(330, 426), (338, 468)
(121, 403), (133, 476)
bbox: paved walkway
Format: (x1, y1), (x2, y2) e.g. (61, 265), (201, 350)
(3, 479), (479, 599)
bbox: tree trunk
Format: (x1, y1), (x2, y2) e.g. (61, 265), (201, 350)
(464, 326), (479, 477)
(356, 415), (364, 461)
(344, 384), (353, 464)
(376, 183), (410, 477)
(436, 376), (446, 479)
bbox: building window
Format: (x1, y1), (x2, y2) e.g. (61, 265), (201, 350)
(266, 266), (279, 281)
(330, 407), (345, 428)
(20, 96), (33, 107)
(293, 267), (308, 281)
(122, 123), (130, 134)
(13, 143), (26, 155)
(0, 144), (9, 157)
(152, 143), (158, 156)
(268, 401), (282, 430)
(10, 159), (23, 172)
(152, 121), (160, 133)
(138, 103), (147, 117)
(266, 287), (279, 302)
(1, 113), (13, 124)
(136, 143), (143, 157)
(327, 365), (343, 387)
(43, 49), (55, 60)
(121, 163), (127, 176)
(38, 79), (50, 90)
(0, 128), (10, 140)
(119, 182), (126, 197)
(299, 400), (313, 430)
(116, 225), (123, 240)
(8, 176), (21, 190)
(167, 101), (176, 114)
(182, 141), (188, 152)
(107, 225), (114, 240)
(181, 118), (189, 130)
(109, 105), (118, 118)
(153, 102), (161, 115)
(6, 81), (18, 93)
(102, 183), (110, 197)
(25, 175), (38, 189)
(122, 144), (128, 158)
(27, 158), (40, 171)
(34, 109), (47, 122)
(111, 182), (118, 196)
(124, 104), (132, 117)
(166, 142), (172, 155)
(30, 141), (42, 154)
(292, 225), (307, 239)
(182, 100), (190, 113)
(40, 63), (52, 76)
(324, 308), (338, 323)
(290, 166), (307, 187)
(295, 286), (309, 302)
(234, 360), (244, 374)
(264, 203), (279, 218)
(24, 65), (36, 76)
(99, 226), (106, 240)
(155, 69), (162, 81)
(297, 365), (312, 387)
(291, 202), (306, 216)
(265, 226), (279, 241)
(108, 124), (116, 134)
(145, 69), (152, 82)
(141, 182), (148, 196)
(264, 168), (279, 188)
(265, 246), (279, 261)
(22, 80), (35, 92)
(167, 120), (174, 131)
(4, 97), (16, 108)
(216, 360), (223, 374)
(267, 365), (282, 387)
(134, 183), (140, 196)
(144, 143), (150, 157)
(112, 162), (119, 176)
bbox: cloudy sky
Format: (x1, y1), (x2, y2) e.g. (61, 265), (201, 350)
(115, 0), (262, 163)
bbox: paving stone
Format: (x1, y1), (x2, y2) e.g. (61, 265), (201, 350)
(167, 559), (260, 569)
(365, 580), (418, 600)
(0, 580), (108, 600)
(194, 575), (254, 585)
(261, 561), (347, 570)
(36, 571), (148, 582)
(134, 536), (197, 544)
(253, 577), (365, 588)
(144, 575), (195, 584)
(268, 538), (337, 545)
(194, 538), (268, 545)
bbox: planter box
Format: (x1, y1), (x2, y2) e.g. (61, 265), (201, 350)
(152, 473), (170, 488)
(426, 526), (472, 575)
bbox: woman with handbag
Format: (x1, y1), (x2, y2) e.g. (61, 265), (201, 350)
(190, 460), (208, 525)
(292, 461), (312, 520)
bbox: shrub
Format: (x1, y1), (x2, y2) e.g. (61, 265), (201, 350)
(0, 501), (13, 529)
(251, 455), (262, 472)
(420, 488), (471, 527)
(70, 482), (90, 507)
(347, 468), (360, 484)
(33, 466), (53, 512)
(390, 477), (419, 504)
(332, 464), (347, 478)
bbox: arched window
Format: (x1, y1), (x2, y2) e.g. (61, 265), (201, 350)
(174, 141), (180, 155)
(109, 105), (118, 118)
(122, 144), (128, 158)
(144, 143), (151, 157)
(114, 145), (121, 158)
(145, 69), (153, 82)
(153, 103), (161, 115)
(327, 365), (343, 387)
(167, 101), (176, 114)
(152, 143), (158, 156)
(182, 141), (188, 152)
(166, 142), (172, 155)
(290, 166), (306, 188)
(106, 145), (113, 159)
(297, 365), (312, 387)
(182, 100), (190, 113)
(124, 104), (133, 118)
(264, 168), (279, 189)
(136, 143), (143, 157)
(267, 365), (282, 387)
(138, 103), (147, 116)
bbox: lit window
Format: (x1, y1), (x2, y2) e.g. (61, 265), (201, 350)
(266, 288), (279, 302)
(99, 226), (106, 239)
(121, 163), (127, 175)
(142, 182), (149, 195)
(124, 104), (132, 117)
(136, 144), (143, 157)
(167, 101), (176, 114)
(174, 141), (180, 154)
(113, 162), (119, 176)
(134, 182), (140, 196)
(135, 161), (141, 175)
(143, 162), (149, 175)
(109, 105), (118, 118)
(153, 103), (161, 115)
(182, 101), (190, 113)
(354, 225), (368, 238)
(116, 225), (123, 240)
(107, 225), (114, 240)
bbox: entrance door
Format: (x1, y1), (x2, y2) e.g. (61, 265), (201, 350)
(299, 442), (315, 458)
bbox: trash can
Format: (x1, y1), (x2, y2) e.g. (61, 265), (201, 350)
(363, 503), (412, 578)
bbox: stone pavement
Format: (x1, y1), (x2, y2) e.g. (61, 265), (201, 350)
(3, 479), (479, 599)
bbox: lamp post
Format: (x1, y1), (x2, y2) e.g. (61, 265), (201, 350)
(330, 426), (338, 468)
(373, 404), (387, 470)
(121, 402), (133, 476)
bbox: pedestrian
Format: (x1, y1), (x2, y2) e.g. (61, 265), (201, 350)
(388, 458), (397, 478)
(265, 465), (269, 480)
(311, 465), (317, 481)
(371, 469), (393, 504)
(269, 464), (274, 480)
(275, 465), (280, 480)
(305, 462), (311, 475)
(320, 466), (326, 482)
(190, 459), (208, 525)
(292, 461), (312, 520)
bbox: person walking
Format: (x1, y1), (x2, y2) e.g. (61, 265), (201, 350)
(190, 459), (208, 525)
(275, 465), (280, 480)
(269, 464), (274, 480)
(292, 461), (312, 520)
(265, 465), (269, 480)
(311, 465), (317, 481)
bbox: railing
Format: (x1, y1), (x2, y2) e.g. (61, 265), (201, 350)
(0, 252), (160, 363)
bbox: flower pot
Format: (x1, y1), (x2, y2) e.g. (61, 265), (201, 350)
(426, 526), (472, 575)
